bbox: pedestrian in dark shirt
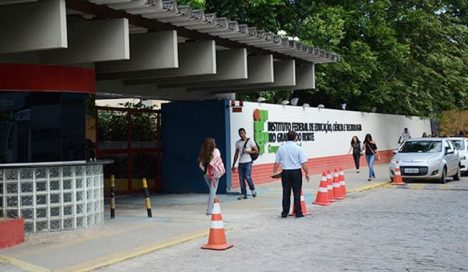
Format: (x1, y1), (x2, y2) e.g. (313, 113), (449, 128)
(363, 134), (379, 181)
(347, 136), (363, 173)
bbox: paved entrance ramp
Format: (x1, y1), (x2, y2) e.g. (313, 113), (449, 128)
(0, 165), (393, 271)
(0, 195), (214, 272)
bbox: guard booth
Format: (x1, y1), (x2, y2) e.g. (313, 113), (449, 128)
(0, 0), (338, 233)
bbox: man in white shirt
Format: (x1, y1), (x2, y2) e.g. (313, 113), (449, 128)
(398, 127), (411, 144)
(232, 128), (258, 200)
(273, 131), (310, 218)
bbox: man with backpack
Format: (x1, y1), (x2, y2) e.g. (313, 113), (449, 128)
(232, 128), (258, 200)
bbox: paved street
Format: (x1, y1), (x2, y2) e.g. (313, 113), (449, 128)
(1, 165), (467, 272)
(97, 177), (468, 272)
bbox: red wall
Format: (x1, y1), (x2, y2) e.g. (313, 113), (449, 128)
(0, 218), (24, 249)
(0, 63), (95, 93)
(231, 150), (392, 188)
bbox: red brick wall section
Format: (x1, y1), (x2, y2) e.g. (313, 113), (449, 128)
(0, 218), (25, 249)
(231, 150), (392, 188)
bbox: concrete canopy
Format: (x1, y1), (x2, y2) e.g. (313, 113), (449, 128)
(0, 0), (339, 101)
(0, 0), (67, 53)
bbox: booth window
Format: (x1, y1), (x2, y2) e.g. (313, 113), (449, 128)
(0, 91), (85, 163)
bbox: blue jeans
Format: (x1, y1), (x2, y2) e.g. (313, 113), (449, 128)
(238, 162), (255, 196)
(365, 155), (376, 178)
(204, 175), (219, 214)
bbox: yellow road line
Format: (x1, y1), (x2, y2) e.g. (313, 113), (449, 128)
(0, 255), (50, 272)
(411, 184), (425, 190)
(58, 227), (233, 272)
(440, 184), (451, 190)
(348, 182), (388, 192)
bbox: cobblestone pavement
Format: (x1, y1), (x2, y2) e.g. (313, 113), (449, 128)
(98, 177), (468, 272)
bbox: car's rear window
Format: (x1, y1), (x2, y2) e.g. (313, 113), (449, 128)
(400, 141), (442, 153)
(450, 140), (465, 150)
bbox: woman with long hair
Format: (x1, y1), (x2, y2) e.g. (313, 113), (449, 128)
(363, 133), (379, 181)
(347, 136), (362, 173)
(197, 137), (222, 215)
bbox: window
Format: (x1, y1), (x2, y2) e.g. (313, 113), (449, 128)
(0, 91), (86, 163)
(400, 141), (442, 153)
(450, 140), (465, 150)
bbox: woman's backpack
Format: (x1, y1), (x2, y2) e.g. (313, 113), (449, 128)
(209, 155), (226, 179)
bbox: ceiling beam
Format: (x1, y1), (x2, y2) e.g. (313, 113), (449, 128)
(65, 0), (308, 63)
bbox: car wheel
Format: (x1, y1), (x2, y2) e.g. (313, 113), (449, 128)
(440, 168), (447, 184)
(453, 166), (460, 181)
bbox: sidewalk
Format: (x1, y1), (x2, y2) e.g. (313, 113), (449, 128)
(0, 164), (391, 272)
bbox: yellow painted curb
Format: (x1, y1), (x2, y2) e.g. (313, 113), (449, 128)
(348, 182), (389, 193)
(0, 255), (50, 272)
(58, 227), (234, 272)
(440, 184), (451, 190)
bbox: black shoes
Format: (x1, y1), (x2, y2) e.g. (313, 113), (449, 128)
(281, 213), (303, 218)
(252, 190), (257, 198)
(238, 195), (247, 200)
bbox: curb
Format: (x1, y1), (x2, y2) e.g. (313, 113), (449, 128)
(348, 181), (389, 193)
(58, 227), (234, 272)
(0, 255), (50, 272)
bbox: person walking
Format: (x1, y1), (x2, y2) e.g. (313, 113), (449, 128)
(363, 133), (379, 181)
(273, 131), (310, 218)
(232, 128), (258, 200)
(347, 136), (363, 173)
(197, 138), (224, 215)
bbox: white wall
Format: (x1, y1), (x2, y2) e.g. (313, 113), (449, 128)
(230, 102), (431, 163)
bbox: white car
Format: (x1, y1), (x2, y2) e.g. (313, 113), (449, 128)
(448, 137), (468, 175)
(389, 138), (461, 183)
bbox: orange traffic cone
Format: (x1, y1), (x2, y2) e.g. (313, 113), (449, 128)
(339, 168), (347, 198)
(201, 198), (233, 250)
(313, 172), (330, 206)
(290, 190), (310, 216)
(327, 170), (335, 203)
(391, 164), (405, 185)
(333, 169), (344, 200)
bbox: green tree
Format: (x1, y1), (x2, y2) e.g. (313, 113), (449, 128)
(182, 0), (467, 116)
(98, 100), (157, 143)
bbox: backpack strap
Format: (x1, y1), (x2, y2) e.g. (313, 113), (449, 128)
(243, 138), (250, 149)
(242, 138), (251, 155)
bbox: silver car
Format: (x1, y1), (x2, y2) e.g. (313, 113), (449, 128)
(389, 138), (461, 183)
(448, 137), (468, 175)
